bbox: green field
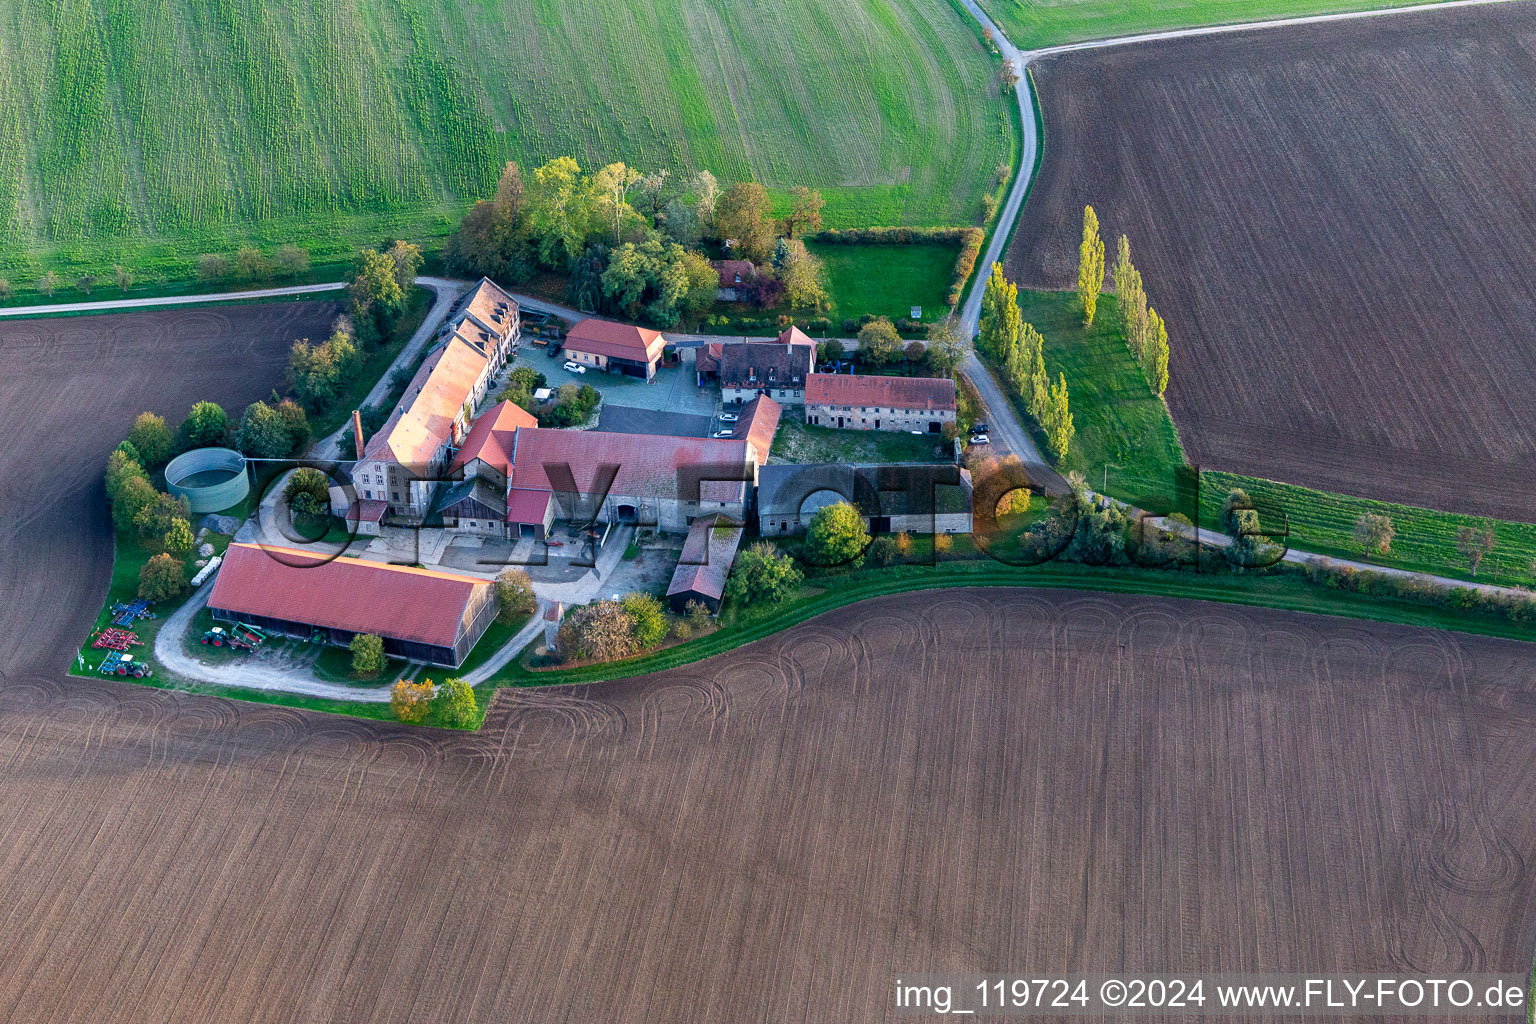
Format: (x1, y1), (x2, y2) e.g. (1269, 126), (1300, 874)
(810, 243), (960, 323)
(998, 290), (1187, 509)
(0, 0), (1011, 289)
(979, 0), (1452, 48)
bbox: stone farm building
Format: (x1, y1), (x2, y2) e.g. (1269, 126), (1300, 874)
(696, 327), (816, 405)
(712, 259), (755, 302)
(665, 513), (745, 613)
(562, 318), (665, 379)
(755, 462), (973, 538)
(445, 401), (763, 537)
(207, 542), (497, 667)
(730, 395), (781, 465)
(347, 278), (520, 521)
(804, 373), (956, 433)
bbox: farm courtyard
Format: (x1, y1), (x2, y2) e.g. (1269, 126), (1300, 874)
(1006, 2), (1536, 521)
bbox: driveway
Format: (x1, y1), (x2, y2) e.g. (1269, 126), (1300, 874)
(596, 404), (712, 438)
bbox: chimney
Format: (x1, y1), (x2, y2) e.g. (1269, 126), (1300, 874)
(352, 409), (365, 461)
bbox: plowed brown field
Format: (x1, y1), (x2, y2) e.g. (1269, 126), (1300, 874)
(3, 301), (1535, 1021)
(1006, 3), (1536, 520)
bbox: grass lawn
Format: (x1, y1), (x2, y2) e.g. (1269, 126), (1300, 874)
(0, 0), (1009, 288)
(1198, 472), (1536, 591)
(808, 242), (960, 323)
(994, 289), (1188, 509)
(770, 418), (952, 465)
(979, 0), (1455, 48)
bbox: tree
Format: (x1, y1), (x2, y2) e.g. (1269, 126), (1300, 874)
(1457, 523), (1496, 576)
(785, 186), (825, 238)
(1077, 205), (1105, 326)
(235, 247), (272, 282)
(692, 170), (721, 233)
(494, 568), (537, 623)
(556, 600), (637, 662)
(1146, 307), (1170, 397)
(127, 412), (173, 468)
(432, 678), (479, 728)
(76, 274), (95, 295)
(1113, 234), (1149, 364)
(37, 271), (58, 296)
(818, 338), (847, 365)
(235, 401), (292, 459)
(105, 447), (147, 500)
(391, 679), (434, 723)
(1353, 513), (1395, 557)
(134, 491), (191, 539)
(620, 593), (668, 650)
(715, 182), (776, 262)
(273, 245), (310, 278)
(998, 59), (1021, 90)
(926, 316), (965, 378)
(1044, 373), (1074, 460)
(275, 399), (312, 453)
(592, 162), (643, 243)
(349, 248), (405, 341)
(904, 341), (927, 364)
(285, 467), (331, 520)
(112, 474), (158, 532)
(163, 517), (195, 557)
(858, 317), (903, 366)
(779, 239), (829, 312)
(138, 552), (186, 602)
(113, 264), (133, 293)
(288, 332), (358, 411)
(444, 162), (534, 283)
(804, 501), (870, 569)
(352, 633), (387, 678)
(679, 248), (719, 325)
(0, 278), (12, 300)
(725, 541), (804, 605)
(978, 267), (1019, 362)
(526, 156), (592, 270)
(386, 240), (424, 293)
(180, 401), (228, 448)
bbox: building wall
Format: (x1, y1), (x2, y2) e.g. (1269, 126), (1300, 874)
(210, 607), (462, 667)
(724, 385), (803, 406)
(805, 403), (955, 433)
(596, 494), (747, 534)
(757, 511), (972, 536)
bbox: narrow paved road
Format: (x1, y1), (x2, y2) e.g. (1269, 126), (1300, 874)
(0, 281), (347, 317)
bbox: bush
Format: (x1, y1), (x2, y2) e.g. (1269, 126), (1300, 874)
(869, 535), (900, 567)
(180, 401), (228, 449)
(138, 552), (185, 601)
(495, 568), (537, 623)
(285, 468), (331, 521)
(620, 593), (668, 650)
(726, 541), (804, 604)
(432, 678), (479, 728)
(804, 501), (870, 569)
(351, 633), (387, 678)
(934, 533), (954, 556)
(556, 600), (637, 662)
(896, 532), (914, 557)
(391, 679), (434, 723)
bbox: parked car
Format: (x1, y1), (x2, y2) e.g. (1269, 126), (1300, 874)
(718, 412), (739, 423)
(971, 422), (988, 434)
(909, 430), (925, 435)
(562, 361), (587, 374)
(712, 429), (734, 438)
(970, 434), (990, 445)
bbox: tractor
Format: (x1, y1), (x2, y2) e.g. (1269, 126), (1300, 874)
(98, 652), (152, 678)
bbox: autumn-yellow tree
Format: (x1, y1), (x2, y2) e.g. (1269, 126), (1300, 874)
(391, 679), (435, 724)
(1077, 206), (1105, 326)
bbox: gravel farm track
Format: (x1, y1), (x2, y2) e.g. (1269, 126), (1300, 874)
(3, 299), (1536, 1019)
(1006, 1), (1536, 521)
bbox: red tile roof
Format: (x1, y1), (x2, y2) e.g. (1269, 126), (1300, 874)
(714, 260), (755, 288)
(208, 543), (489, 649)
(805, 372), (957, 412)
(777, 325), (815, 348)
(667, 514), (744, 603)
(564, 318), (665, 364)
(732, 395), (781, 463)
(509, 428), (751, 498)
(450, 400), (538, 473)
(363, 334), (492, 467)
(505, 486), (554, 525)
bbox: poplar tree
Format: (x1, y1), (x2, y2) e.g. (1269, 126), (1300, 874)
(1113, 234), (1148, 365)
(1146, 308), (1170, 397)
(1045, 373), (1075, 460)
(1078, 206), (1105, 326)
(978, 263), (1008, 359)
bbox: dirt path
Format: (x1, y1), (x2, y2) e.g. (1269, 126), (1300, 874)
(0, 281), (347, 317)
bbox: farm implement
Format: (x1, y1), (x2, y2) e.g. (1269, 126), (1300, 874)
(92, 628), (144, 652)
(202, 622), (269, 653)
(98, 652), (152, 678)
(110, 598), (155, 627)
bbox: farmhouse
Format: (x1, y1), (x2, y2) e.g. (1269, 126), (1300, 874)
(697, 328), (817, 404)
(665, 513), (745, 613)
(445, 402), (761, 537)
(563, 318), (665, 380)
(730, 395), (781, 464)
(755, 462), (973, 537)
(348, 278), (520, 520)
(712, 259), (755, 302)
(804, 372), (956, 433)
(207, 542), (497, 667)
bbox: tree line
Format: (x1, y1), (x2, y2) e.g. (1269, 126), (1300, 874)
(1077, 206), (1169, 397)
(977, 263), (1074, 460)
(443, 158), (833, 328)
